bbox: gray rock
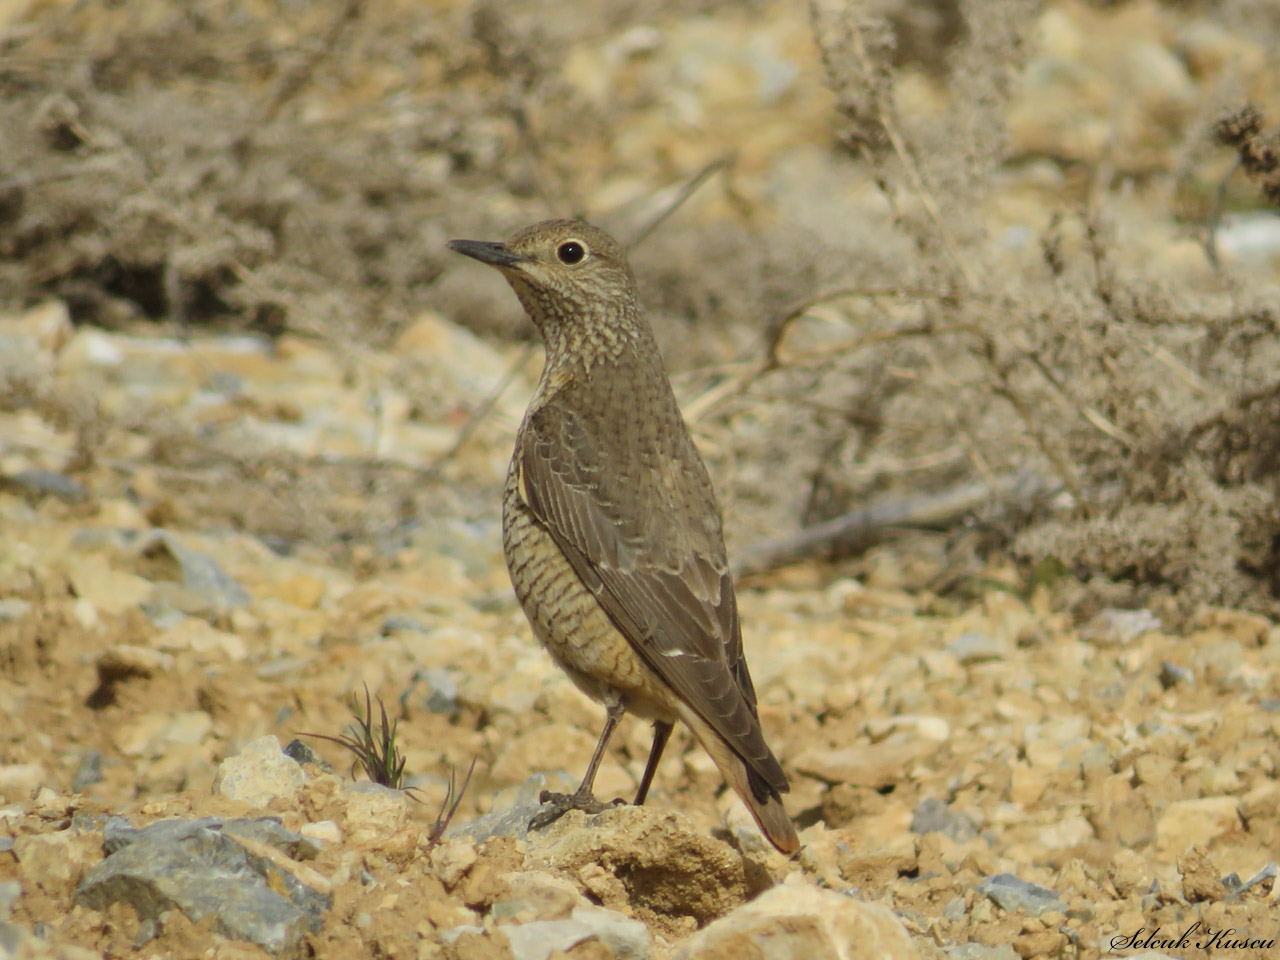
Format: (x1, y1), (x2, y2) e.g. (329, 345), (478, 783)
(205, 371), (244, 396)
(382, 615), (430, 634)
(419, 667), (459, 715)
(911, 798), (978, 842)
(75, 816), (329, 953)
(1, 468), (86, 502)
(941, 896), (965, 923)
(101, 815), (142, 853)
(976, 873), (1066, 917)
(139, 601), (189, 629)
(1158, 660), (1193, 689)
(394, 665), (460, 714)
(1232, 862), (1277, 899)
(282, 738), (332, 772)
(446, 771), (577, 843)
(70, 527), (133, 550)
(72, 749), (104, 792)
(221, 818), (320, 861)
(104, 816), (313, 861)
(136, 529), (250, 611)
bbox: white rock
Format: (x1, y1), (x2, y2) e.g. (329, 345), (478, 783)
(300, 820), (342, 846)
(1081, 609), (1161, 647)
(865, 715), (951, 743)
(501, 907), (650, 960)
(339, 780), (409, 845)
(0, 765), (45, 801)
(430, 839), (478, 887)
(501, 921), (593, 960)
(674, 883), (917, 959)
(1156, 797), (1241, 855)
(12, 829), (102, 893)
(570, 904), (650, 958)
(212, 735), (305, 807)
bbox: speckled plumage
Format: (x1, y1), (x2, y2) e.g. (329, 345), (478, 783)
(448, 220), (798, 854)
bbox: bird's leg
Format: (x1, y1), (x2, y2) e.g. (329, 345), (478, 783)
(633, 720), (673, 806)
(531, 702), (624, 830)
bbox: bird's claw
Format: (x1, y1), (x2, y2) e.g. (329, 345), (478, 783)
(529, 789), (625, 831)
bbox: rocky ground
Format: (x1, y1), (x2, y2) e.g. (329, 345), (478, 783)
(4, 0), (1280, 959)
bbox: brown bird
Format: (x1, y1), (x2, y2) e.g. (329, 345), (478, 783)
(448, 220), (798, 854)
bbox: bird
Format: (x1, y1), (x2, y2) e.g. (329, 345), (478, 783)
(447, 219), (799, 855)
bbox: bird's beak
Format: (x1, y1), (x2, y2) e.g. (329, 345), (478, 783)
(447, 239), (532, 269)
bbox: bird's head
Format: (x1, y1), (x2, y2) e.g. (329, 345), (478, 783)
(448, 220), (643, 358)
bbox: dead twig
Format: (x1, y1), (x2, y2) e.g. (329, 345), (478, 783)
(1201, 155), (1241, 270)
(628, 155), (733, 250)
(260, 0), (364, 123)
(733, 471), (1056, 579)
(762, 286), (967, 370)
(419, 342), (535, 486)
(681, 294), (974, 426)
(840, 19), (979, 292)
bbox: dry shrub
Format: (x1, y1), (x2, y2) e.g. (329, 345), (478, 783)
(0, 0), (622, 341)
(0, 0), (628, 547)
(696, 0), (1280, 617)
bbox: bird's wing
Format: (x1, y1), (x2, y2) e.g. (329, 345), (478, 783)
(516, 401), (787, 795)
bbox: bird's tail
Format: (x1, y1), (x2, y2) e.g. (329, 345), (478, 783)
(676, 703), (800, 855)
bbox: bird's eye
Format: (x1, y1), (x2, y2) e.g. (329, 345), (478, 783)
(556, 241), (586, 265)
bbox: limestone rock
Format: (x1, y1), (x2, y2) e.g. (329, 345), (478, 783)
(794, 740), (935, 789)
(12, 828), (103, 898)
(500, 905), (650, 960)
(1155, 797), (1241, 855)
(1177, 847), (1227, 902)
(673, 883), (917, 959)
(338, 780), (409, 846)
(527, 804), (770, 926)
(213, 735), (306, 808)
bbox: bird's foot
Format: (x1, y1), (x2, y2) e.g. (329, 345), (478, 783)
(529, 789), (626, 831)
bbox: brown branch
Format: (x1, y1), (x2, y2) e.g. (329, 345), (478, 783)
(762, 287), (966, 370)
(733, 471), (1054, 579)
(628, 155), (733, 250)
(260, 0), (364, 123)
